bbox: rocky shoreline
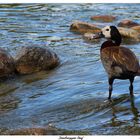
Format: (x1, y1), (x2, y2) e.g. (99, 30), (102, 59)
(0, 46), (60, 78)
(1, 15), (140, 79)
(70, 16), (140, 42)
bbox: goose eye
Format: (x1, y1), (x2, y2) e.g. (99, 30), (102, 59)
(106, 29), (109, 31)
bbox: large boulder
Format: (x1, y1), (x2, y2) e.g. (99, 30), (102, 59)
(15, 46), (60, 74)
(118, 19), (139, 28)
(70, 21), (101, 34)
(91, 15), (116, 22)
(0, 48), (15, 78)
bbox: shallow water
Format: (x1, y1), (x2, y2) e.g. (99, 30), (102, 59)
(0, 3), (140, 135)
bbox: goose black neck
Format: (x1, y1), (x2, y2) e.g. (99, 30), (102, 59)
(110, 26), (122, 46)
(112, 37), (122, 46)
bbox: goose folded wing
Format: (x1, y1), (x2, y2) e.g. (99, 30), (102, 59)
(110, 47), (139, 73)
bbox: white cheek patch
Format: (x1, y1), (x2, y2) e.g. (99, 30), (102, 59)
(102, 26), (111, 39)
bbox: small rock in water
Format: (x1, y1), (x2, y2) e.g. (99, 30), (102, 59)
(15, 46), (60, 74)
(70, 21), (101, 34)
(47, 36), (62, 42)
(83, 32), (100, 42)
(118, 19), (139, 28)
(0, 48), (15, 78)
(91, 15), (116, 22)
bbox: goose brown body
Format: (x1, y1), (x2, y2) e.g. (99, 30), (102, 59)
(94, 26), (140, 100)
(101, 41), (140, 79)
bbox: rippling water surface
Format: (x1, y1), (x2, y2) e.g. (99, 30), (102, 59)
(1, 3), (140, 135)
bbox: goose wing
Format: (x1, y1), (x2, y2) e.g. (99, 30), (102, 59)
(106, 46), (139, 73)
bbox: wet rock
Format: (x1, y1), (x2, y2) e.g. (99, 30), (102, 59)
(0, 48), (15, 78)
(83, 32), (100, 42)
(118, 19), (139, 28)
(83, 32), (94, 40)
(91, 15), (116, 22)
(131, 26), (140, 33)
(70, 21), (101, 34)
(118, 27), (140, 41)
(15, 46), (60, 74)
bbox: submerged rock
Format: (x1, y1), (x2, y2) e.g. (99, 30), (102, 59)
(15, 46), (60, 74)
(118, 27), (140, 41)
(70, 21), (101, 34)
(47, 36), (62, 42)
(118, 19), (139, 28)
(83, 32), (95, 40)
(0, 48), (15, 78)
(83, 32), (100, 42)
(91, 15), (116, 22)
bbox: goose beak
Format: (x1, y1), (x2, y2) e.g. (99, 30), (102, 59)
(93, 32), (104, 39)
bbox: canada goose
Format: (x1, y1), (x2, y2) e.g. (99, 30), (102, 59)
(93, 26), (140, 100)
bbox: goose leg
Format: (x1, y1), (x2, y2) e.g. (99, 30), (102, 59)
(108, 78), (114, 100)
(129, 77), (134, 97)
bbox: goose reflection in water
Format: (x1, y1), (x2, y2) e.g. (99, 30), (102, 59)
(130, 96), (139, 126)
(109, 95), (140, 127)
